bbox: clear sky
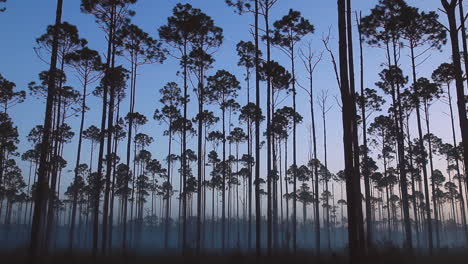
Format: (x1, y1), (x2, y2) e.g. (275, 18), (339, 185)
(0, 0), (463, 198)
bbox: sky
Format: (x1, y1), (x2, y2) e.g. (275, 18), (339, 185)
(0, 0), (464, 201)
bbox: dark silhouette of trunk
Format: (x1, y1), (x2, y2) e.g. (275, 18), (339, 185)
(290, 27), (299, 257)
(24, 160), (33, 226)
(46, 48), (67, 251)
(222, 107), (226, 251)
(123, 45), (136, 252)
(457, 0), (468, 180)
(69, 70), (88, 250)
(164, 126), (173, 249)
(254, 0), (262, 257)
(284, 139), (289, 249)
(236, 142), (241, 248)
(409, 41), (433, 252)
(447, 81), (468, 244)
(456, 2), (468, 241)
(423, 100), (440, 247)
(387, 38), (412, 251)
(346, 0), (366, 252)
(247, 70), (253, 251)
(406, 115), (420, 247)
(356, 12), (372, 248)
(441, 1), (468, 225)
(181, 43), (188, 253)
(300, 43), (321, 251)
(196, 67), (205, 254)
(338, 0), (364, 261)
(29, 0), (62, 259)
(322, 98), (331, 250)
(383, 156), (391, 240)
(108, 101), (121, 250)
(92, 4), (115, 256)
(102, 18), (117, 253)
(264, 1), (273, 255)
(211, 161), (216, 249)
(202, 126), (207, 249)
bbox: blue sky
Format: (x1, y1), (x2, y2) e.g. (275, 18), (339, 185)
(0, 0), (463, 200)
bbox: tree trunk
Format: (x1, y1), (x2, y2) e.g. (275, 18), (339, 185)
(196, 69), (204, 254)
(448, 82), (468, 245)
(346, 0), (366, 252)
(102, 17), (118, 252)
(29, 0), (62, 259)
(441, 0), (468, 224)
(263, 3), (273, 254)
(357, 12), (373, 248)
(222, 108), (226, 251)
(164, 128), (173, 249)
(254, 0), (262, 257)
(409, 43), (433, 252)
(69, 75), (88, 250)
(424, 101), (440, 247)
(338, 0), (364, 261)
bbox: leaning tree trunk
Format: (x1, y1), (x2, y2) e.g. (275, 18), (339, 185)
(447, 82), (468, 245)
(441, 0), (468, 217)
(93, 4), (115, 256)
(457, 0), (468, 186)
(102, 19), (118, 252)
(69, 74), (88, 250)
(29, 0), (62, 259)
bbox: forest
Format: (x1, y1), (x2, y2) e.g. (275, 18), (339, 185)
(0, 0), (468, 263)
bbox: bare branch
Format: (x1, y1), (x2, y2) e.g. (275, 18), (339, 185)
(322, 28), (341, 90)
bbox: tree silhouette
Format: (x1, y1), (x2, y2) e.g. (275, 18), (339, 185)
(432, 62), (468, 243)
(154, 82), (183, 249)
(64, 46), (102, 249)
(180, 10), (224, 251)
(337, 0), (365, 260)
(116, 24), (165, 248)
(2, 0), (468, 260)
(159, 4), (219, 250)
(81, 0), (138, 254)
(206, 69), (240, 249)
(270, 9), (314, 251)
(440, 3), (468, 244)
(0, 74), (26, 115)
(30, 0), (64, 258)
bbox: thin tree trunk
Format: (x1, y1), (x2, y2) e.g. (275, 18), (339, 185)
(424, 101), (440, 247)
(164, 129), (173, 249)
(409, 42), (433, 252)
(196, 67), (204, 254)
(254, 0), (262, 257)
(69, 75), (88, 250)
(356, 12), (373, 248)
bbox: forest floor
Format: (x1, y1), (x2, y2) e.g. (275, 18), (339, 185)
(2, 248), (468, 264)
